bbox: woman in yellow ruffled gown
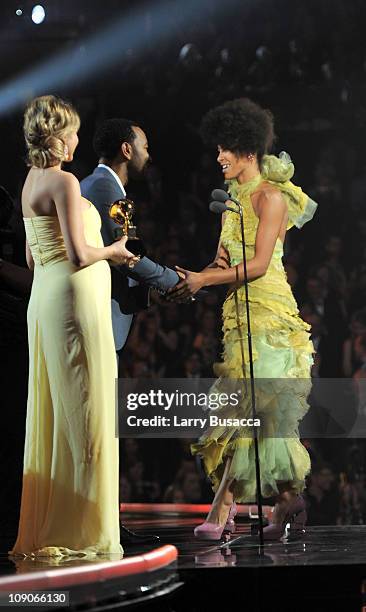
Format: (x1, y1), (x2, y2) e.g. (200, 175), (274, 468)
(172, 98), (317, 540)
(9, 95), (138, 558)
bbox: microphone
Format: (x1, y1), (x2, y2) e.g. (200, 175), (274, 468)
(209, 201), (237, 214)
(211, 188), (241, 209)
(211, 188), (230, 203)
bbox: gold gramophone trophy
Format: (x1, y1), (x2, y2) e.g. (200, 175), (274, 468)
(109, 198), (146, 258)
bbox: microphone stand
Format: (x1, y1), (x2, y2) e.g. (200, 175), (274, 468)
(210, 192), (264, 546)
(234, 198), (264, 547)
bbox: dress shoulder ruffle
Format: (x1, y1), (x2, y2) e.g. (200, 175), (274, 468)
(261, 151), (318, 229)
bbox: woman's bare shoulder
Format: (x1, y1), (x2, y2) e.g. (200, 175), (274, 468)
(252, 181), (286, 213)
(51, 170), (80, 195)
(256, 180), (282, 197)
(53, 169), (79, 187)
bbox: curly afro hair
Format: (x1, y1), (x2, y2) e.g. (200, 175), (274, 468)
(200, 98), (274, 166)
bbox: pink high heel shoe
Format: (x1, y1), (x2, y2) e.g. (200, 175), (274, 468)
(260, 494), (307, 541)
(223, 502), (237, 533)
(194, 502), (237, 540)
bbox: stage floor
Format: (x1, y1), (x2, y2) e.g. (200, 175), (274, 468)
(119, 514), (366, 610)
(121, 516), (366, 569)
(1, 511), (366, 611)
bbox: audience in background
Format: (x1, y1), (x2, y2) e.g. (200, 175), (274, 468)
(3, 0), (366, 526)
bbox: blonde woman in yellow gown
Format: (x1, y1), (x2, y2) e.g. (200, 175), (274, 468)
(9, 95), (138, 558)
(170, 98), (317, 541)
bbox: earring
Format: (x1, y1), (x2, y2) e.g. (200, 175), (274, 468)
(247, 153), (254, 162)
(64, 145), (69, 160)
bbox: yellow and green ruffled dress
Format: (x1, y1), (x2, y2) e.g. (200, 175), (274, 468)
(191, 152), (317, 502)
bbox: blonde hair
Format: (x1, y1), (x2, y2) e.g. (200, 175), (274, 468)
(23, 95), (80, 168)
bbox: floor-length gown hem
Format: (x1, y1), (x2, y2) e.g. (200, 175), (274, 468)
(191, 155), (316, 503)
(11, 202), (122, 557)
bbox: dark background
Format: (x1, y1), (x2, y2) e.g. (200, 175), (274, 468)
(1, 0), (366, 545)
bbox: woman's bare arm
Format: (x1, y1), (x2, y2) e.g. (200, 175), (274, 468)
(169, 190), (287, 298)
(53, 172), (137, 268)
(204, 189), (287, 285)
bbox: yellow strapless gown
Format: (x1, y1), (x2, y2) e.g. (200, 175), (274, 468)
(9, 200), (122, 558)
(191, 153), (318, 502)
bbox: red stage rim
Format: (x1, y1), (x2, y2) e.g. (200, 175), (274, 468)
(0, 545), (177, 591)
(120, 502), (272, 518)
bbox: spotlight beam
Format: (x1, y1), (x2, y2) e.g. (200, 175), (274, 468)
(0, 0), (238, 116)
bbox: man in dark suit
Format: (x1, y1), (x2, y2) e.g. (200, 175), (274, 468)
(81, 118), (179, 546)
(80, 118), (179, 353)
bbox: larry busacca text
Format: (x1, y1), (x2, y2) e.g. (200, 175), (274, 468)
(126, 414), (261, 428)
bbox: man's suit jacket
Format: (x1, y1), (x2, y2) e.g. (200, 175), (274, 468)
(80, 166), (179, 350)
